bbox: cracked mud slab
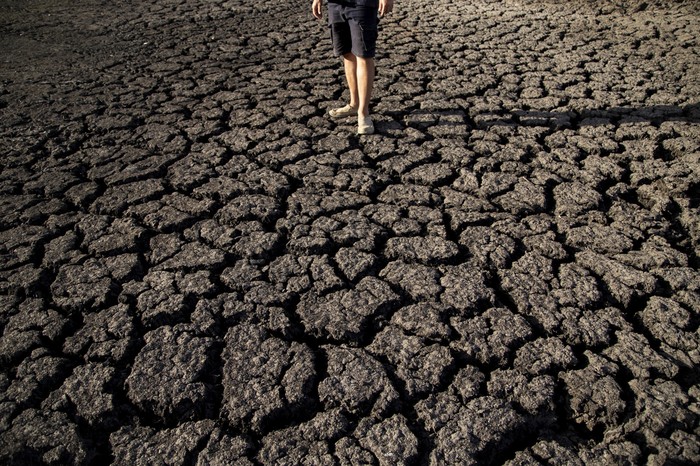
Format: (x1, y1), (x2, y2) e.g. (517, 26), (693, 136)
(1, 0), (699, 464)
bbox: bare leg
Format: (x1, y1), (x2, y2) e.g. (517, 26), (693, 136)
(343, 53), (359, 109)
(356, 57), (375, 117)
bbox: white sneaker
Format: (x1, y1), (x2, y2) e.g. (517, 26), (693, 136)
(358, 115), (374, 135)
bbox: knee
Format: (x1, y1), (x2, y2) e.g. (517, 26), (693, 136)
(356, 56), (375, 68)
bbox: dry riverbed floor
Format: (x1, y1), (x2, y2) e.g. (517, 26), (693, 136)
(1, 0), (699, 464)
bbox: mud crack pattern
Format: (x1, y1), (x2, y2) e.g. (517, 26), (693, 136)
(1, 0), (699, 464)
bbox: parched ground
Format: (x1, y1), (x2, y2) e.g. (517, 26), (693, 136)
(1, 0), (699, 464)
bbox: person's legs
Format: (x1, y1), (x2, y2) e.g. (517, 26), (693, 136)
(328, 4), (378, 132)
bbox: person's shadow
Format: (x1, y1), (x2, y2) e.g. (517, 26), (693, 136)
(398, 102), (700, 130)
(502, 102), (700, 128)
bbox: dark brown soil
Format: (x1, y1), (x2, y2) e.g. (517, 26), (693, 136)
(1, 0), (699, 464)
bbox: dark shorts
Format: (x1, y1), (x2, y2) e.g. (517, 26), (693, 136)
(328, 2), (379, 58)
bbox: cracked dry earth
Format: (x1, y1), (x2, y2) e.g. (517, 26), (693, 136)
(1, 0), (699, 464)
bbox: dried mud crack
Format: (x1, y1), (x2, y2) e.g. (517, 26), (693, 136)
(1, 0), (699, 464)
